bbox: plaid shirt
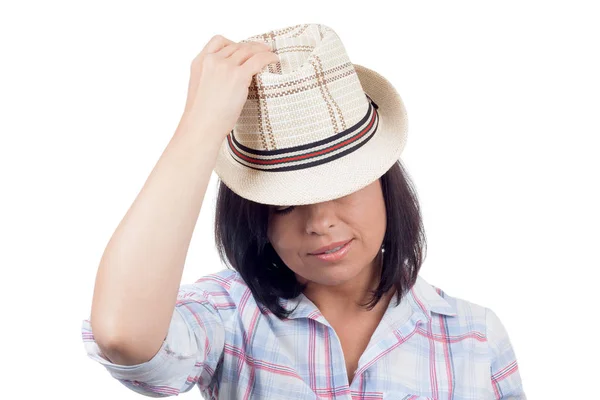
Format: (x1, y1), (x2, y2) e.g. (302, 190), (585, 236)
(81, 269), (526, 399)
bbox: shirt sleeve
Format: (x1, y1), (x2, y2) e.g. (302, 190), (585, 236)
(486, 307), (527, 399)
(81, 285), (226, 397)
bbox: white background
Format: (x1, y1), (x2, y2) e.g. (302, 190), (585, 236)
(1, 1), (598, 398)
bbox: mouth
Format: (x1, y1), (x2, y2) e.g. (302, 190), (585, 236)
(309, 239), (353, 255)
(308, 239), (353, 262)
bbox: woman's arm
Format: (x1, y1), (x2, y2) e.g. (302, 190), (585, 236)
(90, 119), (223, 365)
(86, 35), (278, 366)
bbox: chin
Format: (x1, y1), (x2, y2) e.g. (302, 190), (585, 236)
(297, 264), (363, 286)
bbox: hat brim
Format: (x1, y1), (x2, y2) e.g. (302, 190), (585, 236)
(213, 63), (408, 206)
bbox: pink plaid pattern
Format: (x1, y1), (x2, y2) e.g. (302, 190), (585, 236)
(81, 269), (526, 399)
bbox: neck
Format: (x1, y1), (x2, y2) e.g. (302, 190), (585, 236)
(300, 255), (390, 315)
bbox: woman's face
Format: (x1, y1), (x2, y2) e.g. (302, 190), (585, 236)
(267, 179), (387, 287)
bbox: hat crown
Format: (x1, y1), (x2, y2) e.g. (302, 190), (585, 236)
(243, 24), (345, 78)
(213, 23), (408, 206)
(230, 23), (377, 168)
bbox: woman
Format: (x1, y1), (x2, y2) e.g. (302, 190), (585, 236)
(81, 23), (526, 399)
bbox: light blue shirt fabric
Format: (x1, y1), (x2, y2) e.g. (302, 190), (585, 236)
(81, 268), (526, 399)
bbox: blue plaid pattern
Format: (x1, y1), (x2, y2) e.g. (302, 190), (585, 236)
(81, 269), (526, 399)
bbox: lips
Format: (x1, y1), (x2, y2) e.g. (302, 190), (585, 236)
(309, 239), (352, 255)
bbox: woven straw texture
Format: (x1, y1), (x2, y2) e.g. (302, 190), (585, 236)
(213, 23), (408, 206)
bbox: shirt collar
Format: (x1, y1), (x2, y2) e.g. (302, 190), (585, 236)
(410, 274), (458, 318)
(278, 274), (457, 323)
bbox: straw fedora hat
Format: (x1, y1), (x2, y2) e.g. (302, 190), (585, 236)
(213, 23), (408, 206)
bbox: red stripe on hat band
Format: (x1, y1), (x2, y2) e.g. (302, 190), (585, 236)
(226, 101), (378, 168)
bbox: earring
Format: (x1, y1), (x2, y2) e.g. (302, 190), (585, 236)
(381, 245), (385, 253)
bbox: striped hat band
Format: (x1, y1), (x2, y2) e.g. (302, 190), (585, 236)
(226, 94), (379, 172)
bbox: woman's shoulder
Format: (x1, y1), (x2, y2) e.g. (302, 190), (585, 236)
(178, 268), (241, 297)
(177, 268), (256, 312)
(418, 276), (515, 344)
(422, 278), (526, 395)
(414, 275), (487, 318)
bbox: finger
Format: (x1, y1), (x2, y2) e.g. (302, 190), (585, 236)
(255, 41), (273, 51)
(218, 41), (272, 60)
(215, 42), (241, 58)
(241, 51), (280, 78)
(228, 43), (275, 66)
(241, 39), (272, 50)
(203, 34), (235, 55)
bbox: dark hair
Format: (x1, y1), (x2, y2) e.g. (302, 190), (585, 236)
(214, 160), (427, 320)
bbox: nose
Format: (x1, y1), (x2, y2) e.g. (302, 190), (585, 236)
(304, 202), (336, 236)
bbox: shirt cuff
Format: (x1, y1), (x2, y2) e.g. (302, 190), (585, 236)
(81, 308), (197, 396)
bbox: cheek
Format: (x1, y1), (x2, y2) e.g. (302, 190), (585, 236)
(268, 219), (309, 270)
(268, 219), (297, 252)
(354, 205), (386, 249)
(356, 197), (386, 230)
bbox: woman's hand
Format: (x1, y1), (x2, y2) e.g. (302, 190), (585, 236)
(182, 35), (279, 141)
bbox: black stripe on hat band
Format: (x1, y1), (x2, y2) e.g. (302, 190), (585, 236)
(230, 94), (378, 156)
(226, 95), (379, 172)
